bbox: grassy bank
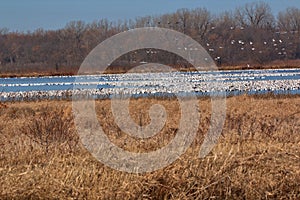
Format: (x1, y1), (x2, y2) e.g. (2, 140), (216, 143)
(0, 95), (299, 199)
(1, 59), (300, 78)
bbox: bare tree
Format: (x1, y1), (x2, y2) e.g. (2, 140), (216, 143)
(176, 8), (191, 34)
(216, 11), (237, 29)
(64, 20), (86, 46)
(190, 8), (212, 40)
(63, 21), (87, 65)
(135, 16), (153, 28)
(278, 7), (300, 33)
(235, 1), (274, 28)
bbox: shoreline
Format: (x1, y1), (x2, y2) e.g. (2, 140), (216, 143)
(0, 66), (299, 79)
(1, 61), (300, 78)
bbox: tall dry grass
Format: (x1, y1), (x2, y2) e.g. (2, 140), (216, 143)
(0, 95), (299, 199)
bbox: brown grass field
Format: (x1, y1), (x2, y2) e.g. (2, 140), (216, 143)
(0, 95), (299, 199)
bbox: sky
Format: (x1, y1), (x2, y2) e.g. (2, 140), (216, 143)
(0, 0), (299, 32)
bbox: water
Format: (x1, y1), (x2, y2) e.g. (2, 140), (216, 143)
(0, 68), (300, 101)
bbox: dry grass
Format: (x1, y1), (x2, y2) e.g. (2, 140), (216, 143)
(0, 95), (299, 199)
(0, 59), (300, 78)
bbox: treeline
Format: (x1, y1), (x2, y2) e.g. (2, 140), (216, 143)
(0, 1), (300, 75)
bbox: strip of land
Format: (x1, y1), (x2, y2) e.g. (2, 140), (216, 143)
(1, 59), (300, 78)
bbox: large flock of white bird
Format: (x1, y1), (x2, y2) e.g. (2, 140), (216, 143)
(0, 68), (299, 101)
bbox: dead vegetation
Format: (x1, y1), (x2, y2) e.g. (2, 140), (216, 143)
(0, 95), (299, 199)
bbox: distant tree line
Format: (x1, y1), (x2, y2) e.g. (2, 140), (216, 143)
(0, 2), (300, 75)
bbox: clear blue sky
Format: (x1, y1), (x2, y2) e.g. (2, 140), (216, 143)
(1, 0), (299, 32)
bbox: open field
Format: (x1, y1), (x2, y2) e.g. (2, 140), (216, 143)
(0, 95), (299, 199)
